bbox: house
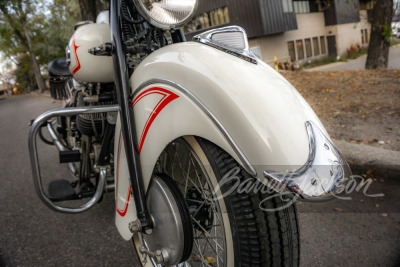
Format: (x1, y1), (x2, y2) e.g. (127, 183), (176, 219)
(184, 0), (373, 66)
(0, 83), (12, 99)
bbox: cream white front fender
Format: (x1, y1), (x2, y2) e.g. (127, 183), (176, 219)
(115, 42), (349, 240)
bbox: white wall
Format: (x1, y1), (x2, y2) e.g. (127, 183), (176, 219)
(249, 13), (333, 65)
(249, 11), (371, 66)
(336, 10), (371, 55)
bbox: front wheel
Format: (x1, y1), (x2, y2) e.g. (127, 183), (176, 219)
(134, 136), (300, 267)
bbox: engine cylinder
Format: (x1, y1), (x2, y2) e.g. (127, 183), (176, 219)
(76, 114), (106, 137)
(76, 93), (108, 137)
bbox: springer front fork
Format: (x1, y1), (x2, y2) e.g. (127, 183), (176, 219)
(110, 0), (153, 232)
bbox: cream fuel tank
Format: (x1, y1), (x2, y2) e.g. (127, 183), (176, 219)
(67, 22), (114, 83)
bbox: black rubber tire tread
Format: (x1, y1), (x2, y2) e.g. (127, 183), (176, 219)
(197, 137), (300, 267)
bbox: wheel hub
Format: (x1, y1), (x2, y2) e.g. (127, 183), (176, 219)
(186, 188), (214, 232)
(143, 174), (193, 266)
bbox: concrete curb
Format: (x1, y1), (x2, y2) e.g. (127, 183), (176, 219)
(30, 91), (52, 99)
(333, 139), (400, 180)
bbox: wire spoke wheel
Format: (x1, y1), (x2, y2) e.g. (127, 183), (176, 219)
(154, 138), (226, 267)
(134, 136), (300, 267)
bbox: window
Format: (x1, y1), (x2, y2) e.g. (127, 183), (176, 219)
(313, 37), (320, 56)
(320, 36), (326, 54)
(293, 1), (310, 14)
(184, 7), (230, 33)
(288, 41), (296, 61)
(361, 29), (365, 44)
(305, 38), (312, 58)
(210, 10), (218, 25)
(364, 29), (368, 43)
(223, 7), (230, 23)
(296, 40), (305, 60)
(282, 0), (294, 13)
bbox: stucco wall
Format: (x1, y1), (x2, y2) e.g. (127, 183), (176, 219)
(249, 13), (334, 65)
(249, 11), (370, 66)
(336, 10), (371, 55)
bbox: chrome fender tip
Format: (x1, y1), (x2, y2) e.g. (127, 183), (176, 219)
(263, 121), (351, 202)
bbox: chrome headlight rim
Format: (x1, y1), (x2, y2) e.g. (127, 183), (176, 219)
(133, 0), (199, 30)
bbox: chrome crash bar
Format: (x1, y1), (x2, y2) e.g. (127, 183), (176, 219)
(264, 121), (351, 201)
(28, 105), (119, 213)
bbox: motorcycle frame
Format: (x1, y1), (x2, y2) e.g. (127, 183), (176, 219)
(110, 0), (156, 231)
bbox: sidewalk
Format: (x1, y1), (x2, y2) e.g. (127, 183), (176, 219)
(307, 45), (400, 71)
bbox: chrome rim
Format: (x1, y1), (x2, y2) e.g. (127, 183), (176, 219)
(154, 138), (227, 267)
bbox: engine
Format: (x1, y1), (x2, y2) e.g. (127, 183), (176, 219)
(48, 51), (117, 199)
(74, 83), (115, 137)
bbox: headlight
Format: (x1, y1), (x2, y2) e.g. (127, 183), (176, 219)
(134, 0), (198, 29)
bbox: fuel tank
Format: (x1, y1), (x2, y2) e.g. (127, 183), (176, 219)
(67, 23), (114, 83)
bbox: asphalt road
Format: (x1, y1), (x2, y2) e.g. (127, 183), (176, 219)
(1, 95), (399, 266)
(0, 95), (138, 267)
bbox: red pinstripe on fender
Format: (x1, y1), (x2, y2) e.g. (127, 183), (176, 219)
(116, 133), (131, 217)
(116, 87), (179, 217)
(132, 87), (179, 155)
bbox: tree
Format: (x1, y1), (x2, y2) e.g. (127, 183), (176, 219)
(78, 0), (108, 21)
(365, 0), (394, 69)
(39, 0), (80, 66)
(0, 0), (47, 92)
(0, 0), (81, 93)
(15, 53), (35, 91)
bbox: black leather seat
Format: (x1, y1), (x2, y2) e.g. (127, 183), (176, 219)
(48, 58), (71, 100)
(48, 57), (71, 77)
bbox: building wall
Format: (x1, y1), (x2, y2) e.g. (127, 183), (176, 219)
(335, 10), (371, 55)
(249, 11), (370, 66)
(197, 0), (228, 14)
(185, 0), (297, 39)
(335, 0), (361, 24)
(257, 0), (297, 36)
(249, 13), (334, 65)
(227, 0), (264, 38)
(325, 0), (361, 25)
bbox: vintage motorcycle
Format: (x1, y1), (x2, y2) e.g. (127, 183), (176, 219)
(29, 0), (350, 266)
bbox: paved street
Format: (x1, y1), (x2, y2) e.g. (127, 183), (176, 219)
(0, 95), (139, 266)
(309, 44), (400, 71)
(1, 95), (399, 266)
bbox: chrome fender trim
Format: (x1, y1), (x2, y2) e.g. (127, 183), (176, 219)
(264, 121), (351, 201)
(133, 78), (257, 176)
